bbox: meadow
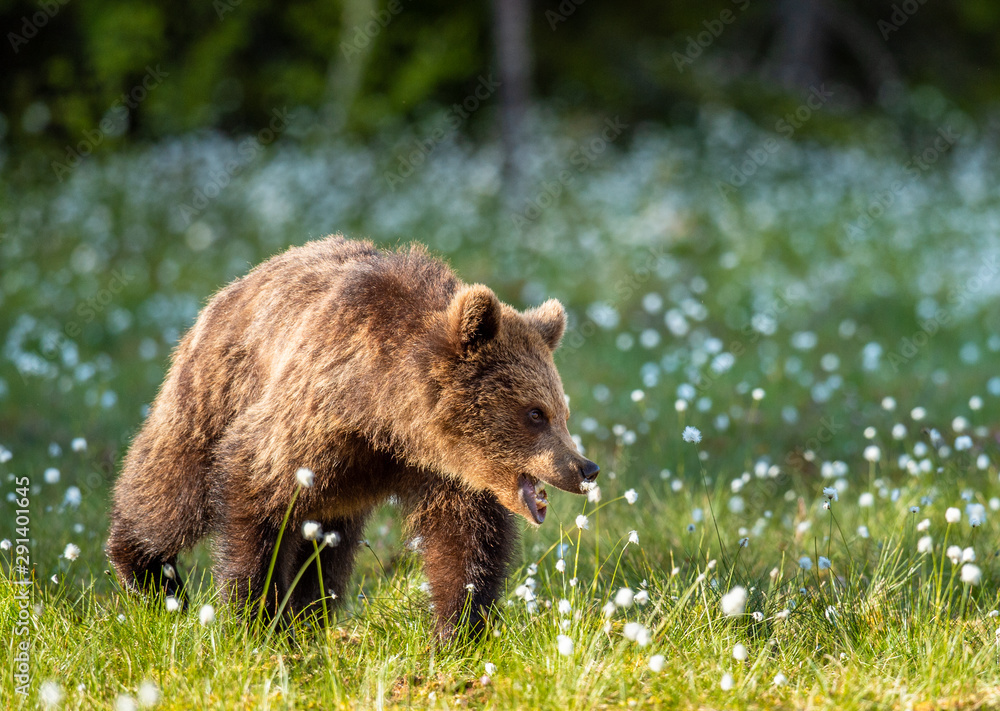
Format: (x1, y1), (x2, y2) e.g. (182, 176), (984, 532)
(2, 103), (1000, 709)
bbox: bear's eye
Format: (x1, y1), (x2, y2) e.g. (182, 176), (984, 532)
(527, 408), (546, 425)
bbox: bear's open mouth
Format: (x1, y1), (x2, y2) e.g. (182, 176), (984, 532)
(519, 473), (548, 524)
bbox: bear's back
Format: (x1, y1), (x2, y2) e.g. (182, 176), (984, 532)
(158, 236), (458, 445)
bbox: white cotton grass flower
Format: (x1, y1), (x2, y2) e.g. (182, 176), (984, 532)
(624, 488), (638, 504)
(63, 543), (81, 561)
(302, 520), (322, 540)
(295, 467), (315, 488)
(892, 423), (907, 440)
(962, 547), (976, 563)
(751, 387), (765, 401)
(911, 407), (927, 421)
(557, 598), (572, 615)
(587, 485), (602, 503)
(556, 634), (574, 656)
(0, 539), (11, 551)
(628, 530), (639, 545)
(961, 564), (982, 586)
(165, 596), (180, 612)
(822, 487), (838, 502)
(575, 514), (590, 530)
(917, 518), (931, 531)
(774, 672), (788, 686)
(615, 587), (635, 608)
(484, 662), (497, 676)
(115, 694), (137, 711)
(137, 679), (160, 707)
(818, 556), (831, 570)
(881, 396), (896, 411)
(955, 435), (973, 451)
(555, 558), (566, 573)
(623, 621), (651, 646)
(324, 531), (342, 547)
(634, 589), (649, 605)
(39, 680), (64, 708)
(199, 603), (216, 626)
(64, 486), (82, 507)
(720, 586), (747, 617)
(945, 507), (962, 524)
(732, 643), (748, 661)
(602, 601), (617, 618)
(863, 446), (881, 463)
(44, 467), (60, 484)
(71, 437), (88, 452)
(946, 545), (963, 564)
(859, 492), (874, 507)
(798, 556), (813, 571)
(648, 654), (666, 672)
(720, 672), (735, 691)
(682, 426), (702, 443)
(917, 535), (933, 553)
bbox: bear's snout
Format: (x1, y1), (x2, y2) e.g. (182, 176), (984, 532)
(579, 458), (600, 484)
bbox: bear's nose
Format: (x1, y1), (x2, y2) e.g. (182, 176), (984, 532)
(579, 459), (600, 483)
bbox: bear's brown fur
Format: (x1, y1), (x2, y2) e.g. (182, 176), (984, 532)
(107, 235), (598, 637)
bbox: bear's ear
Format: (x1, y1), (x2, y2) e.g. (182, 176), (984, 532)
(448, 284), (501, 353)
(524, 299), (566, 351)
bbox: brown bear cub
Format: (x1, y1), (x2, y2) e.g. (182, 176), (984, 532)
(107, 235), (598, 638)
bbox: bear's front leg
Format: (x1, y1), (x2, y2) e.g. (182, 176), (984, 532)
(407, 481), (517, 639)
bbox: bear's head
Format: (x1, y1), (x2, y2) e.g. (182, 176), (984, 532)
(427, 284), (600, 525)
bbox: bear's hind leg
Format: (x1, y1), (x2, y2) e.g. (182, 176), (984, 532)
(287, 514), (368, 621)
(213, 508), (289, 619)
(107, 518), (186, 600)
(406, 482), (517, 640)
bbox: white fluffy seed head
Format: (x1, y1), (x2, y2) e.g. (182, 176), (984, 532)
(199, 604), (216, 626)
(302, 520), (322, 540)
(295, 467), (315, 488)
(615, 587), (634, 609)
(961, 564), (982, 586)
(720, 586), (748, 617)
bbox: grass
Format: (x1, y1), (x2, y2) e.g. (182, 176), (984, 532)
(2, 109), (1000, 708)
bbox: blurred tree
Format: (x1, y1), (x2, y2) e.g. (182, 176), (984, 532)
(492, 0), (532, 184)
(1, 0), (997, 151)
